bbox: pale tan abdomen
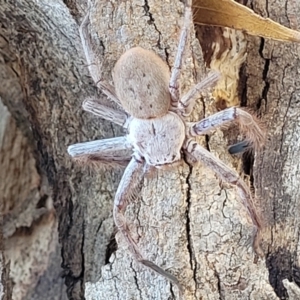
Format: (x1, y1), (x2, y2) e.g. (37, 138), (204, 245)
(112, 47), (171, 119)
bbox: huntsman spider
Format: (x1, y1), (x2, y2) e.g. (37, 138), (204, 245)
(68, 0), (265, 287)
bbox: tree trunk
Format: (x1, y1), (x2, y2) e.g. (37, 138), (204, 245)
(1, 0), (300, 299)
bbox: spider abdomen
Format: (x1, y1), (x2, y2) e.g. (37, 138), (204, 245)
(112, 47), (171, 119)
(128, 112), (185, 167)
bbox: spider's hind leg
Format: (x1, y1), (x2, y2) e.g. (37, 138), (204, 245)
(187, 107), (266, 152)
(184, 139), (262, 239)
(114, 157), (181, 288)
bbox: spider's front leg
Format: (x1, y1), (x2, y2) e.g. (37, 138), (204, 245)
(187, 107), (266, 152)
(184, 139), (262, 231)
(169, 0), (192, 110)
(114, 157), (181, 288)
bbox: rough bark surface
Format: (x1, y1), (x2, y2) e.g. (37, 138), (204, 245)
(0, 0), (300, 299)
(246, 1), (300, 299)
(0, 96), (66, 300)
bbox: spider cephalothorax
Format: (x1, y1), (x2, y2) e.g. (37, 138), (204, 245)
(68, 0), (265, 288)
(128, 111), (185, 167)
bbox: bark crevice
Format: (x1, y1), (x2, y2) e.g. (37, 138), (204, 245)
(183, 159), (197, 296)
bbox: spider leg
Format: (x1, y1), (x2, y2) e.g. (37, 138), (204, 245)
(179, 71), (220, 117)
(184, 139), (262, 231)
(67, 136), (132, 168)
(80, 8), (122, 106)
(169, 0), (192, 110)
(82, 98), (129, 128)
(97, 81), (122, 107)
(187, 107), (265, 151)
(114, 157), (181, 288)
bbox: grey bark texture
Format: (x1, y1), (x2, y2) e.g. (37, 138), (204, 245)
(0, 0), (300, 299)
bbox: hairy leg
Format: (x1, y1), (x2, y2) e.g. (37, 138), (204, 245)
(114, 157), (181, 288)
(79, 8), (100, 87)
(187, 107), (265, 151)
(169, 0), (192, 110)
(97, 81), (122, 107)
(67, 136), (132, 168)
(179, 71), (220, 117)
(184, 139), (262, 230)
(82, 98), (129, 128)
(79, 8), (122, 106)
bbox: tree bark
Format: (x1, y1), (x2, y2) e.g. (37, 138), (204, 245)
(1, 0), (300, 299)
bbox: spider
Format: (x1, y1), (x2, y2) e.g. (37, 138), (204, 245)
(68, 0), (265, 288)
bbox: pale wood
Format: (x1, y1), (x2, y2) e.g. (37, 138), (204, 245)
(283, 279), (300, 299)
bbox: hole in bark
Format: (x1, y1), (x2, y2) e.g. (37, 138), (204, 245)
(266, 247), (300, 299)
(36, 194), (48, 208)
(242, 150), (254, 177)
(239, 63), (248, 107)
(105, 229), (117, 264)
